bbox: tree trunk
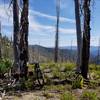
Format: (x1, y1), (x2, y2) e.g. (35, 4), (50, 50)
(0, 21), (2, 59)
(74, 0), (82, 71)
(96, 38), (100, 64)
(13, 0), (20, 73)
(54, 0), (60, 63)
(81, 0), (91, 79)
(19, 0), (29, 76)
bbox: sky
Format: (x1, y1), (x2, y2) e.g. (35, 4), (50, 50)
(0, 0), (100, 47)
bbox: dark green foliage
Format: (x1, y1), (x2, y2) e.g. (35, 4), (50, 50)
(60, 92), (76, 100)
(0, 58), (12, 74)
(72, 74), (83, 89)
(88, 80), (99, 89)
(81, 91), (98, 100)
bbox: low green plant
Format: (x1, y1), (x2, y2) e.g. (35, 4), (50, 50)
(42, 91), (54, 99)
(81, 91), (98, 100)
(60, 92), (76, 100)
(25, 78), (33, 90)
(24, 75), (34, 90)
(52, 68), (61, 78)
(0, 58), (12, 73)
(89, 64), (100, 71)
(62, 62), (75, 71)
(72, 74), (83, 89)
(88, 80), (98, 89)
(44, 75), (52, 85)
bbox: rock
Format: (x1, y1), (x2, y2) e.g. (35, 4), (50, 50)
(43, 69), (52, 73)
(73, 89), (83, 96)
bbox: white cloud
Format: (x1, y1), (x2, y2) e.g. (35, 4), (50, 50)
(29, 19), (76, 35)
(0, 2), (99, 46)
(0, 4), (13, 27)
(30, 10), (75, 23)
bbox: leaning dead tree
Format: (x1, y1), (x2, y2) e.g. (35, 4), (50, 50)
(13, 0), (20, 73)
(54, 0), (60, 63)
(81, 0), (91, 79)
(19, 0), (29, 76)
(74, 0), (82, 71)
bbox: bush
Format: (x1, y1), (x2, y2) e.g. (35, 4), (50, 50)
(60, 92), (76, 100)
(62, 62), (75, 71)
(81, 91), (98, 100)
(25, 79), (33, 90)
(0, 58), (12, 73)
(88, 80), (98, 89)
(89, 64), (100, 71)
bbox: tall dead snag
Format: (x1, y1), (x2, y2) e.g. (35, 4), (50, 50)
(96, 38), (100, 64)
(54, 0), (60, 63)
(0, 21), (2, 59)
(81, 0), (91, 79)
(74, 0), (82, 71)
(13, 0), (20, 72)
(19, 0), (29, 76)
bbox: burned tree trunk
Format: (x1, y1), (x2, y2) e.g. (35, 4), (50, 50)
(13, 0), (20, 73)
(54, 0), (60, 63)
(81, 0), (91, 79)
(19, 0), (29, 76)
(74, 0), (82, 71)
(0, 21), (2, 59)
(96, 38), (100, 64)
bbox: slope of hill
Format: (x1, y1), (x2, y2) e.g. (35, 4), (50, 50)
(28, 45), (99, 63)
(29, 45), (77, 62)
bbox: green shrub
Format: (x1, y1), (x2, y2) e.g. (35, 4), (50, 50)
(88, 80), (98, 89)
(60, 92), (76, 100)
(42, 91), (54, 99)
(25, 78), (33, 90)
(52, 68), (61, 78)
(90, 71), (100, 80)
(0, 58), (12, 73)
(72, 75), (83, 89)
(81, 91), (98, 100)
(62, 62), (75, 71)
(89, 64), (100, 71)
(44, 75), (52, 85)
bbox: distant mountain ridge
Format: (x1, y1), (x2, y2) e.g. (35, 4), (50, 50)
(30, 45), (99, 55)
(28, 45), (99, 62)
(59, 46), (99, 56)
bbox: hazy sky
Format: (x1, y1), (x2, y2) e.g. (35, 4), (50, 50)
(0, 0), (100, 47)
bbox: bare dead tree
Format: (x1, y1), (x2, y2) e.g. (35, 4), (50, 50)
(54, 0), (60, 63)
(74, 0), (82, 71)
(0, 21), (2, 59)
(13, 0), (20, 73)
(81, 0), (91, 79)
(19, 0), (29, 76)
(96, 38), (100, 64)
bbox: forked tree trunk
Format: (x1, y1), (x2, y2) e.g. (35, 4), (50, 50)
(74, 0), (82, 71)
(54, 0), (60, 63)
(81, 0), (91, 79)
(13, 0), (20, 73)
(19, 0), (29, 76)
